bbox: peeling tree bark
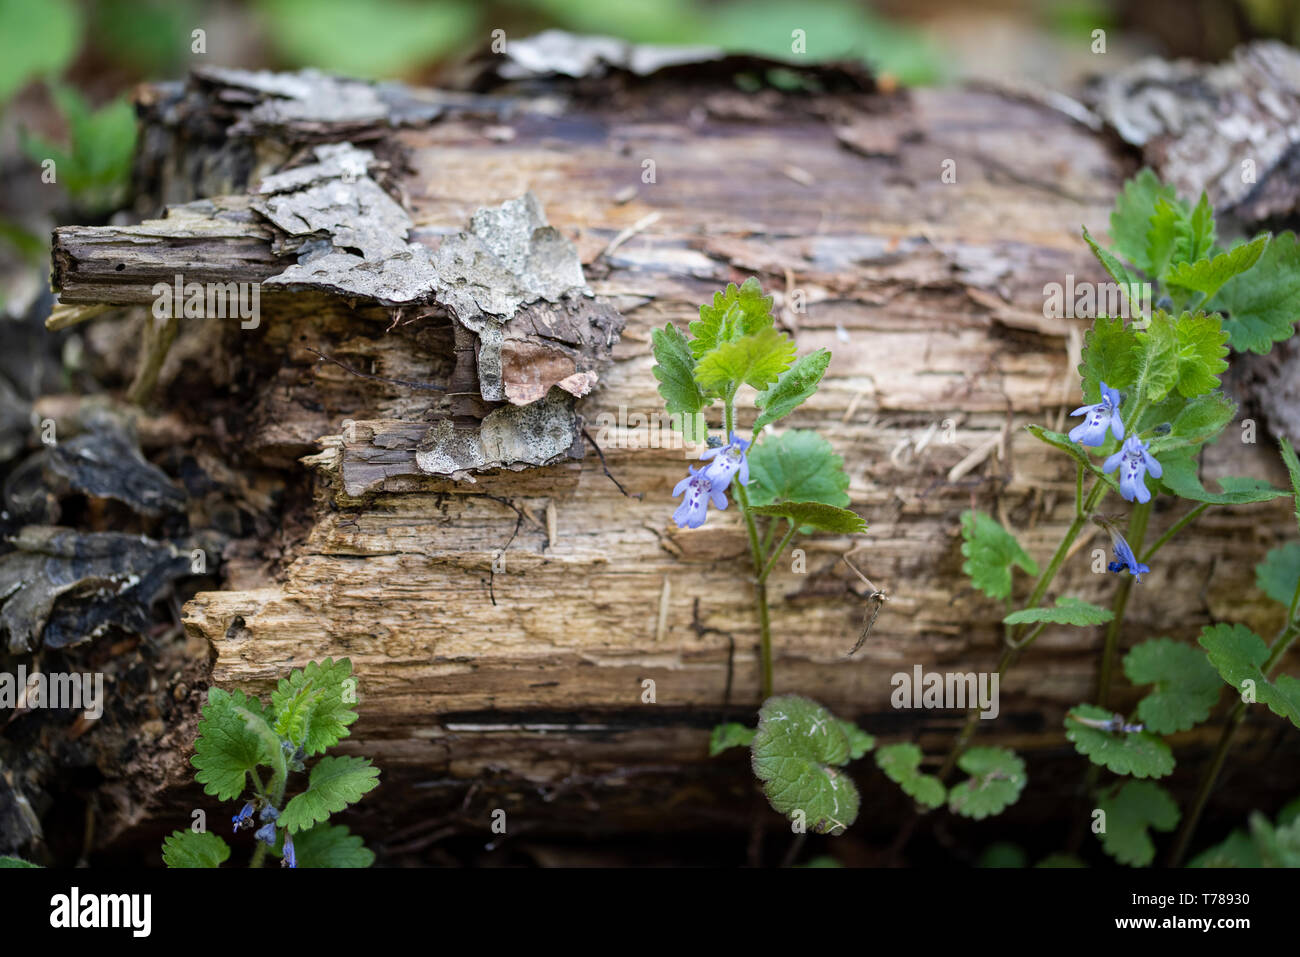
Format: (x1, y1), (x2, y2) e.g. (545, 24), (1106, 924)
(22, 46), (1300, 863)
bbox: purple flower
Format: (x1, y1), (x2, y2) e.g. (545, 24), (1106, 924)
(1068, 382), (1125, 447)
(672, 465), (727, 529)
(282, 833), (296, 869)
(700, 431), (751, 492)
(259, 805), (280, 823)
(1103, 436), (1162, 504)
(1106, 533), (1151, 584)
(254, 821), (278, 846)
(232, 802), (255, 833)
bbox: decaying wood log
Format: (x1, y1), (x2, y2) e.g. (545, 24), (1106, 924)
(13, 38), (1300, 864)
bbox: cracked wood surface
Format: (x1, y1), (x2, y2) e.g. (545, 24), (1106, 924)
(51, 68), (1300, 851)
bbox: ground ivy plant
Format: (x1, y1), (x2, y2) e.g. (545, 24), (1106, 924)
(890, 170), (1300, 865)
(652, 278), (874, 835)
(160, 658), (379, 868)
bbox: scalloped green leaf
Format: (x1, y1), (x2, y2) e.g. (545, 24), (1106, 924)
(280, 755), (381, 833)
(161, 829), (231, 869)
(1078, 314), (1139, 399)
(947, 747), (1026, 819)
(749, 501), (866, 534)
(750, 695), (861, 835)
(875, 742), (946, 809)
(1082, 226), (1146, 315)
(270, 658), (359, 757)
(836, 721), (875, 760)
(1004, 596), (1113, 627)
(1208, 231), (1300, 354)
(1155, 448), (1285, 505)
(689, 277), (776, 358)
(1188, 829), (1261, 868)
(1065, 704), (1174, 778)
(1108, 169), (1178, 275)
(753, 348), (831, 433)
(1256, 542), (1300, 608)
(1123, 637), (1222, 734)
(651, 322), (709, 418)
(1097, 780), (1179, 867)
(285, 822), (375, 868)
(960, 510), (1038, 601)
(709, 722), (755, 756)
(191, 688), (272, 801)
(1199, 623), (1300, 729)
(1165, 234), (1268, 302)
(747, 430), (850, 507)
(1280, 437), (1300, 532)
(693, 327), (796, 393)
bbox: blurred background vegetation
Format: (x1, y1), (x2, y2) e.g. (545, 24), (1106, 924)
(1, 0), (1299, 315)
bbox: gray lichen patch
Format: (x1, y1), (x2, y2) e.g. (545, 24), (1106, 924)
(414, 389), (580, 476)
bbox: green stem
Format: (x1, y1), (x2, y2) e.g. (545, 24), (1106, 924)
(1097, 501), (1150, 710)
(759, 523), (798, 584)
(726, 398), (774, 700)
(1168, 608), (1300, 866)
(1140, 503), (1208, 564)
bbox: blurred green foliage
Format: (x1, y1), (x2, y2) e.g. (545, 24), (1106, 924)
(0, 0), (80, 103)
(20, 86), (136, 213)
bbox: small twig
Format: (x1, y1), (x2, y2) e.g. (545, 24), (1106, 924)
(842, 550), (889, 656)
(482, 495), (527, 607)
(598, 211), (661, 261)
(581, 426), (638, 498)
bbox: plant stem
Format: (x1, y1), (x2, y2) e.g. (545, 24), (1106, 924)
(1140, 503), (1208, 564)
(759, 523), (798, 583)
(937, 479), (1109, 782)
(726, 399), (774, 700)
(1096, 501), (1150, 710)
(1168, 607), (1300, 866)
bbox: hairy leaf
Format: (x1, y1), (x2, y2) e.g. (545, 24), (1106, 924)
(689, 277), (775, 357)
(1108, 169), (1178, 274)
(753, 348), (831, 433)
(960, 510), (1038, 601)
(191, 688), (271, 801)
(1066, 704), (1174, 778)
(709, 722), (755, 756)
(1003, 597), (1113, 627)
(875, 743), (946, 809)
(1123, 637), (1222, 734)
(1199, 623), (1300, 729)
(161, 830), (231, 869)
(1078, 314), (1138, 398)
(947, 747), (1026, 820)
(285, 822), (375, 868)
(747, 430), (850, 507)
(749, 501), (866, 534)
(1256, 542), (1300, 608)
(1097, 780), (1179, 867)
(1210, 231), (1300, 354)
(651, 322), (709, 416)
(693, 327), (796, 393)
(271, 658), (359, 757)
(280, 755), (381, 833)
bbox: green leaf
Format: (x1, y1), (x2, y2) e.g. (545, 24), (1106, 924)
(0, 0), (80, 103)
(1184, 192), (1217, 263)
(1156, 448), (1285, 505)
(753, 348), (831, 433)
(1108, 170), (1178, 275)
(1144, 197), (1187, 281)
(709, 722), (755, 756)
(1097, 781), (1179, 867)
(1209, 231), (1300, 354)
(1078, 314), (1138, 398)
(270, 658), (359, 757)
(1025, 425), (1119, 491)
(651, 322), (709, 419)
(235, 704), (288, 793)
(747, 430), (850, 507)
(749, 502), (866, 535)
(875, 743), (946, 809)
(1065, 704), (1175, 778)
(1147, 391), (1236, 455)
(280, 755), (381, 833)
(1133, 311), (1181, 402)
(1199, 623), (1300, 729)
(1188, 829), (1261, 868)
(1170, 312), (1230, 398)
(693, 327), (796, 393)
(1082, 227), (1147, 314)
(749, 695), (862, 835)
(0, 856), (41, 868)
(1165, 234), (1268, 302)
(191, 688), (271, 801)
(259, 0), (480, 79)
(1280, 437), (1300, 533)
(161, 830), (231, 868)
(836, 721), (876, 760)
(689, 276), (776, 357)
(285, 823), (375, 868)
(977, 842), (1028, 868)
(1003, 596), (1113, 627)
(947, 747), (1026, 819)
(1256, 542), (1300, 607)
(960, 510), (1038, 601)
(1123, 637), (1222, 734)
(1249, 812), (1300, 868)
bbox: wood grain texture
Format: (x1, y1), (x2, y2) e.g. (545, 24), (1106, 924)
(50, 68), (1300, 857)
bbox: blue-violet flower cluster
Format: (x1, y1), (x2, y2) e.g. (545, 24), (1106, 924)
(672, 431), (751, 529)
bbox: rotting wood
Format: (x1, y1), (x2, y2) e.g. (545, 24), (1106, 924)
(19, 46), (1300, 861)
